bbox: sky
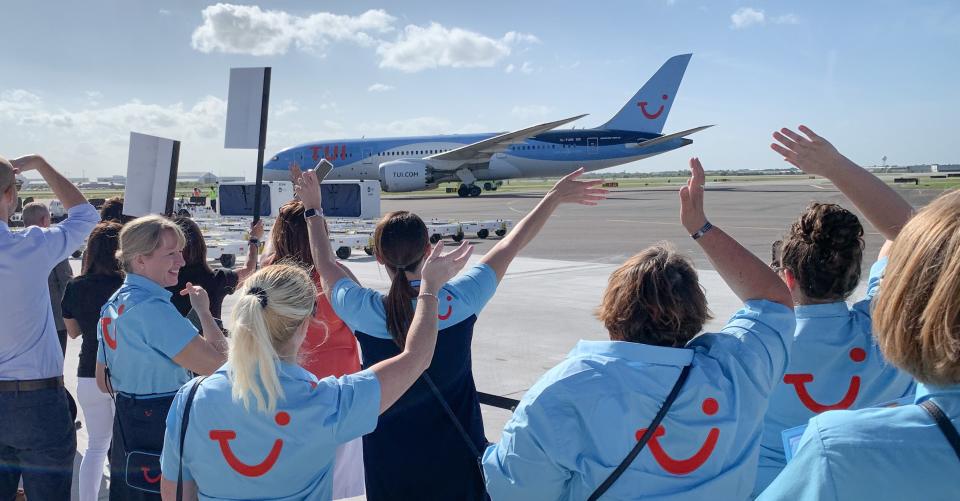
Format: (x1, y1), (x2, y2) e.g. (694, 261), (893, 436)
(1, 0), (958, 180)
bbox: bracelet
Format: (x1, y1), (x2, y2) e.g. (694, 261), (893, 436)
(691, 221), (714, 240)
(417, 292), (439, 302)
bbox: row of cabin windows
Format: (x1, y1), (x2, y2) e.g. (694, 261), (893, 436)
(374, 144), (576, 156)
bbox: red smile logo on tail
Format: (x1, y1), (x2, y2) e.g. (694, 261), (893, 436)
(783, 348), (866, 413)
(638, 94), (670, 119)
(209, 411), (290, 477)
(637, 398), (720, 475)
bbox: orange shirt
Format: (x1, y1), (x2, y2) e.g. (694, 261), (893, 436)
(299, 275), (362, 379)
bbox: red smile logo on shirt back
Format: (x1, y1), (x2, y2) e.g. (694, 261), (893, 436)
(209, 411), (290, 477)
(636, 398), (720, 475)
(101, 304), (125, 350)
(783, 348), (866, 413)
(438, 295), (453, 320)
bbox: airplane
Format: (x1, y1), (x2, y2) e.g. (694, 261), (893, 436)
(262, 54), (711, 197)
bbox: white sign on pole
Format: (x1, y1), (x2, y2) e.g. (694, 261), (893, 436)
(122, 132), (180, 218)
(225, 67), (268, 149)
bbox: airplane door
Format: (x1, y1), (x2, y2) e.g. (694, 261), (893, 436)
(588, 137), (598, 153)
(362, 148), (373, 164)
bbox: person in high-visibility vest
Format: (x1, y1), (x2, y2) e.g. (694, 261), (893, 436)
(208, 184), (218, 213)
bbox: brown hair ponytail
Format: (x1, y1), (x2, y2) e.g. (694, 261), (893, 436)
(374, 211), (429, 347)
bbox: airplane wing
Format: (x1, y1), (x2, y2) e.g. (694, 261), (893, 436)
(626, 125), (714, 149)
(425, 114), (587, 168)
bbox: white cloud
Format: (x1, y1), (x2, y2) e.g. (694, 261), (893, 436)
(731, 8), (800, 29)
(519, 61), (535, 74)
(0, 89), (42, 115)
(504, 64), (515, 74)
(191, 4), (395, 56)
(356, 116), (452, 136)
(773, 13), (800, 25)
(367, 83), (394, 92)
(731, 7), (765, 29)
(159, 9), (171, 16)
(272, 99), (299, 117)
(511, 105), (552, 120)
(376, 23), (534, 72)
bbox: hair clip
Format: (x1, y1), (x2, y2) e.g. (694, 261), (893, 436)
(248, 286), (268, 308)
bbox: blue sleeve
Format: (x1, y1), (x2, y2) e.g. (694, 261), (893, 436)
(324, 369), (381, 443)
(758, 417), (838, 500)
(482, 389), (571, 501)
(39, 204), (98, 266)
(852, 257), (887, 318)
(137, 300), (198, 359)
(446, 264), (498, 315)
(330, 278), (390, 339)
(691, 300), (796, 396)
(160, 384), (194, 482)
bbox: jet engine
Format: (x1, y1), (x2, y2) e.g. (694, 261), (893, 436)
(378, 160), (436, 192)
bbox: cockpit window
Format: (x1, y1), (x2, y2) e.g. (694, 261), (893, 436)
(271, 156), (279, 161)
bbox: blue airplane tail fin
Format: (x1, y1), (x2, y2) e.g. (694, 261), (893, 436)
(600, 54), (691, 134)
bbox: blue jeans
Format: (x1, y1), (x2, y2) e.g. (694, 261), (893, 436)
(0, 387), (77, 500)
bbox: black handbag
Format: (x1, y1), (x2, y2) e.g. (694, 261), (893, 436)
(587, 364), (692, 501)
(423, 373), (489, 498)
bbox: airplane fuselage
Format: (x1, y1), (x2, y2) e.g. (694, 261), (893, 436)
(262, 128), (692, 189)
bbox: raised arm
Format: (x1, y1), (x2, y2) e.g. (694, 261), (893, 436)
(480, 168), (607, 282)
(172, 285), (228, 375)
(370, 241), (472, 413)
(294, 167), (350, 299)
(680, 158), (793, 308)
(11, 155), (87, 210)
(771, 125), (912, 240)
(236, 220), (264, 284)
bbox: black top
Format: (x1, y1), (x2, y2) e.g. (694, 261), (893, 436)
(61, 274), (124, 378)
(358, 315), (487, 501)
(168, 265), (239, 321)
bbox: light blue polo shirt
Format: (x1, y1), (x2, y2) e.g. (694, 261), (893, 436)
(754, 258), (916, 494)
(483, 300), (796, 501)
(759, 383), (960, 500)
(330, 263), (498, 339)
(96, 273), (197, 396)
(160, 362), (381, 501)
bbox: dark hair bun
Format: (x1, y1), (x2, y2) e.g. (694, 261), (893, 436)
(782, 203), (864, 301)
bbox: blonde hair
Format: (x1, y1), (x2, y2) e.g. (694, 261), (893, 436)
(0, 156), (12, 194)
(117, 215), (185, 272)
(596, 243), (712, 347)
(229, 264), (317, 413)
(874, 190), (960, 385)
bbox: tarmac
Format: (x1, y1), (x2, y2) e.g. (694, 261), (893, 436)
(60, 179), (942, 499)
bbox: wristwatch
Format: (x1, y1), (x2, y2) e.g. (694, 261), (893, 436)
(304, 208), (322, 219)
(691, 221), (714, 240)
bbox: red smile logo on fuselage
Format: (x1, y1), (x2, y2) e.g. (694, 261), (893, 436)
(638, 94), (670, 119)
(437, 295), (453, 321)
(209, 411), (290, 477)
(637, 398), (720, 475)
(783, 348), (866, 413)
(101, 304), (125, 350)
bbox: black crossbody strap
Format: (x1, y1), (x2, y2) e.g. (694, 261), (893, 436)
(588, 364), (692, 501)
(177, 377), (207, 501)
(920, 400), (960, 462)
(423, 372), (483, 459)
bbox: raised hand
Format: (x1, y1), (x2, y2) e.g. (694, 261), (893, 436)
(679, 157), (708, 234)
(181, 282), (210, 314)
(288, 161), (304, 185)
(419, 241), (473, 292)
(546, 167), (609, 206)
(771, 125), (847, 176)
(250, 219), (264, 241)
(294, 169), (322, 211)
(9, 154), (47, 174)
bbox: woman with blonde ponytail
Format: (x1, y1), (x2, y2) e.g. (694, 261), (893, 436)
(159, 242), (473, 500)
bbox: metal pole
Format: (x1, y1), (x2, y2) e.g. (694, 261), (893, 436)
(251, 67), (271, 224)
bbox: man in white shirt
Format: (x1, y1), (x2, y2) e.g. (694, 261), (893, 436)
(0, 154), (99, 500)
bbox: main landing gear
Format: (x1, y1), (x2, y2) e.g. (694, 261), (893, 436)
(457, 184), (482, 198)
